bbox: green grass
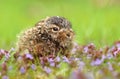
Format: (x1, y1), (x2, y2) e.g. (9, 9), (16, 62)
(0, 0), (120, 49)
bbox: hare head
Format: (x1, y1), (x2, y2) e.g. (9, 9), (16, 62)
(35, 16), (74, 48)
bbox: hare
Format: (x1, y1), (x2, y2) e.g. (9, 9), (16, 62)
(16, 16), (74, 57)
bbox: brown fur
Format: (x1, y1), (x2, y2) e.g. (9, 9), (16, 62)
(16, 16), (74, 57)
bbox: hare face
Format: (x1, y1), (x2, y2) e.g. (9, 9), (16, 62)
(46, 24), (74, 47)
(36, 16), (74, 47)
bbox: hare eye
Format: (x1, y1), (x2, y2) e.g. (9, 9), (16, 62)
(52, 27), (59, 31)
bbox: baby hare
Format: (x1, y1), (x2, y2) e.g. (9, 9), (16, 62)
(16, 16), (74, 57)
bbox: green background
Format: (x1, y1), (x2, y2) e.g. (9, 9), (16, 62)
(0, 0), (120, 49)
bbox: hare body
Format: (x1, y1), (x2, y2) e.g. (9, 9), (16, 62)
(16, 16), (74, 57)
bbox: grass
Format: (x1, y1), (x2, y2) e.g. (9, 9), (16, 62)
(0, 0), (120, 79)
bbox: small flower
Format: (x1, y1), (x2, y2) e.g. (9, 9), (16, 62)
(17, 56), (23, 62)
(117, 44), (120, 49)
(71, 42), (79, 54)
(25, 53), (33, 60)
(5, 53), (10, 60)
(71, 47), (77, 54)
(83, 46), (89, 53)
(86, 54), (92, 59)
(62, 56), (70, 64)
(31, 64), (36, 70)
(106, 53), (113, 59)
(2, 75), (9, 79)
(107, 62), (113, 71)
(74, 58), (81, 61)
(9, 48), (15, 53)
(43, 66), (52, 74)
(0, 49), (5, 54)
(50, 62), (55, 67)
(115, 41), (120, 48)
(47, 58), (56, 67)
(101, 55), (106, 61)
(113, 51), (118, 56)
(78, 61), (85, 70)
(39, 57), (48, 67)
(109, 46), (120, 57)
(47, 58), (54, 63)
(20, 66), (26, 74)
(8, 66), (13, 71)
(55, 56), (61, 62)
(56, 56), (61, 62)
(91, 58), (103, 66)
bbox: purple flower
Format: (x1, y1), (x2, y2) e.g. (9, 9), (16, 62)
(17, 56), (22, 61)
(47, 58), (55, 67)
(31, 64), (36, 70)
(55, 56), (61, 62)
(50, 62), (55, 67)
(2, 75), (9, 79)
(48, 58), (54, 63)
(101, 55), (106, 61)
(106, 53), (113, 59)
(74, 58), (81, 61)
(72, 42), (81, 54)
(83, 46), (89, 53)
(0, 49), (5, 54)
(86, 54), (92, 59)
(9, 48), (15, 53)
(116, 43), (120, 48)
(8, 66), (13, 71)
(20, 66), (26, 74)
(71, 42), (79, 53)
(113, 51), (118, 56)
(78, 61), (85, 70)
(107, 62), (113, 71)
(62, 56), (70, 63)
(5, 53), (10, 60)
(25, 53), (33, 60)
(47, 58), (56, 67)
(71, 47), (77, 54)
(91, 59), (103, 66)
(44, 66), (52, 74)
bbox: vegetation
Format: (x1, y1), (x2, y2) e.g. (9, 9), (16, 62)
(0, 0), (120, 79)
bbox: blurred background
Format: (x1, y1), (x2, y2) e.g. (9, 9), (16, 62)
(0, 0), (120, 49)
